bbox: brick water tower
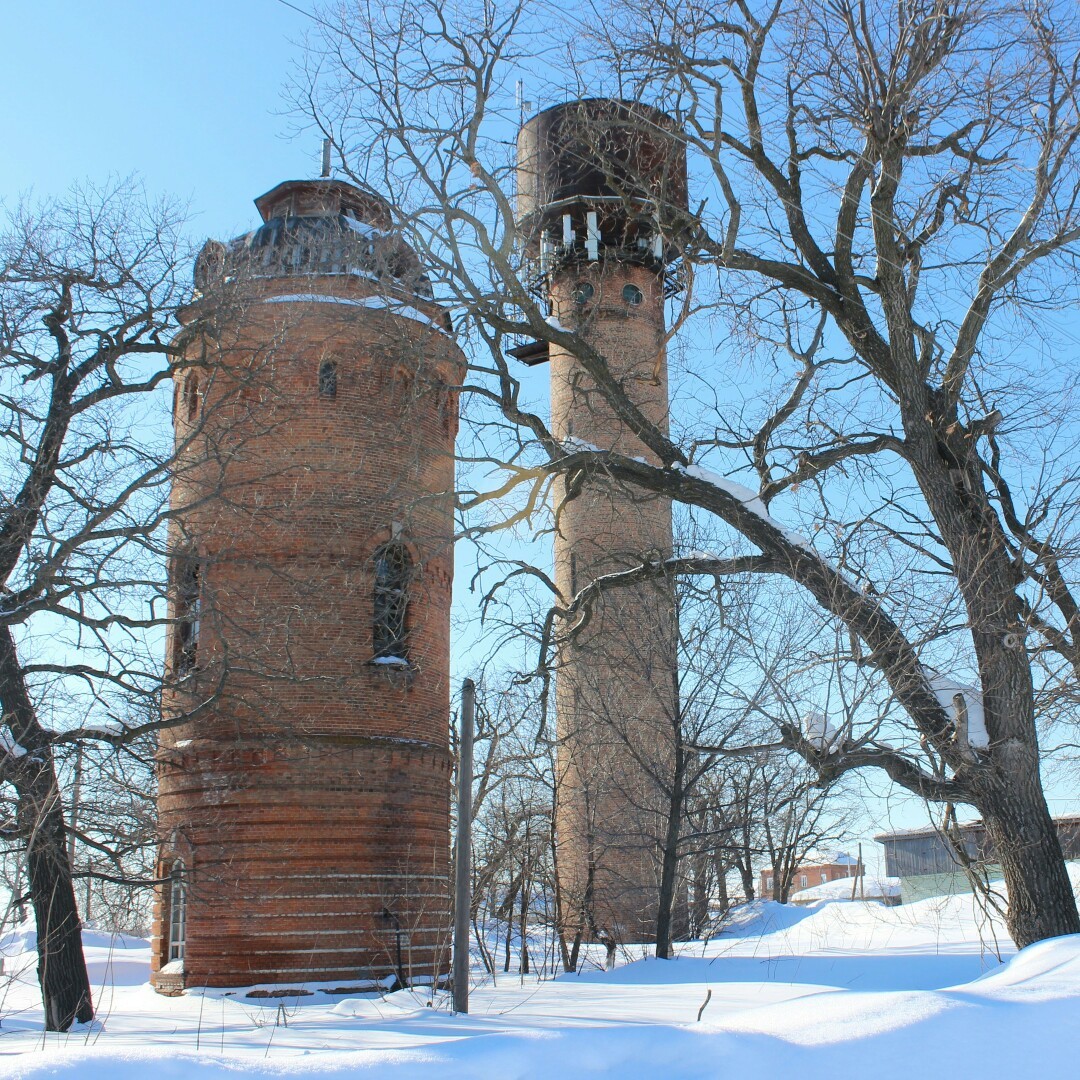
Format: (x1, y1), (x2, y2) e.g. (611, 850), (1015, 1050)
(515, 100), (689, 940)
(151, 178), (463, 991)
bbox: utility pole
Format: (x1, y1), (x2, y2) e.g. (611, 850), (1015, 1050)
(67, 744), (83, 867)
(453, 679), (476, 1013)
(68, 745), (91, 920)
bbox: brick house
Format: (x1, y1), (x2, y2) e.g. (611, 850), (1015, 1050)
(760, 853), (861, 897)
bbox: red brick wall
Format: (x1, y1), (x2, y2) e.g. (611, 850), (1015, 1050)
(548, 261), (681, 941)
(151, 262), (463, 989)
(760, 862), (860, 896)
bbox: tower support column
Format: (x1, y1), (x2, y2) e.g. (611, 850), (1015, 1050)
(549, 261), (680, 943)
(514, 97), (692, 946)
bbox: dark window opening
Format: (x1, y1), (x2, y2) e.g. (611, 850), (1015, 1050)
(168, 860), (187, 963)
(184, 375), (200, 421)
(572, 281), (595, 305)
(439, 388), (458, 438)
(391, 367), (415, 402)
(622, 283), (644, 306)
(373, 543), (411, 661)
(174, 557), (202, 676)
(319, 359), (338, 399)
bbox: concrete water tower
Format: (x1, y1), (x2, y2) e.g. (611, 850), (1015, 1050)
(515, 100), (689, 941)
(151, 178), (463, 991)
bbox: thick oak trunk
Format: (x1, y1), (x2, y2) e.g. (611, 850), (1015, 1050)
(1, 628), (93, 1031)
(903, 413), (1080, 945)
(22, 778), (94, 1031)
(974, 756), (1080, 947)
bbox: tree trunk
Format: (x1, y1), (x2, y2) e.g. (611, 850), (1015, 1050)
(519, 869), (530, 975)
(737, 859), (755, 902)
(776, 831), (796, 904)
(654, 745), (684, 959)
(567, 924), (584, 973)
(503, 895), (512, 973)
(690, 850), (711, 935)
(903, 414), (1080, 945)
(20, 765), (94, 1031)
(1, 628), (93, 1031)
(975, 759), (1080, 947)
(550, 783), (579, 973)
(471, 916), (495, 977)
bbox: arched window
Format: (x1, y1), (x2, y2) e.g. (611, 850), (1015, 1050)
(168, 860), (187, 963)
(174, 555), (202, 676)
(373, 543), (411, 661)
(184, 375), (200, 421)
(318, 359), (338, 399)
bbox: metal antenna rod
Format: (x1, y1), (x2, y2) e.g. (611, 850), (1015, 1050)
(452, 678), (476, 1013)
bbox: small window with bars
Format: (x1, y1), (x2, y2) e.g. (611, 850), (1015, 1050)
(373, 543), (411, 661)
(168, 861), (187, 963)
(318, 359), (338, 399)
(174, 556), (202, 676)
(184, 375), (200, 421)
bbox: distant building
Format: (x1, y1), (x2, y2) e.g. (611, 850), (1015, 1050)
(789, 876), (901, 906)
(875, 815), (1080, 903)
(760, 853), (861, 898)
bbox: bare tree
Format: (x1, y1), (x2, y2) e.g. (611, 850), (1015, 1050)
(0, 181), (196, 1028)
(62, 734), (158, 935)
(303, 0), (1080, 947)
(459, 675), (563, 977)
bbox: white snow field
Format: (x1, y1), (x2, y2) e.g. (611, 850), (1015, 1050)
(1, 890), (1078, 1080)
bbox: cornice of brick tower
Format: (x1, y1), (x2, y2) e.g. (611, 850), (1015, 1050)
(151, 178), (464, 992)
(516, 101), (688, 942)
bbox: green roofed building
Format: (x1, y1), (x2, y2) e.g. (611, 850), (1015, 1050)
(876, 815), (1080, 904)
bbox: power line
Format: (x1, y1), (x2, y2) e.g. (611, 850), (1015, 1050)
(272, 0), (333, 30)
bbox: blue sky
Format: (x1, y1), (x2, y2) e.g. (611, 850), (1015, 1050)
(1, 0), (319, 238)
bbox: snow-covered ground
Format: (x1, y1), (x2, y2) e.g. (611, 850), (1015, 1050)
(788, 874), (901, 904)
(1, 890), (1078, 1079)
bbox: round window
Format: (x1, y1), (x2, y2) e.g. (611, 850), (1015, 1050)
(572, 281), (595, 305)
(622, 284), (644, 306)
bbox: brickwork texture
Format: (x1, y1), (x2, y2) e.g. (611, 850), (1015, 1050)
(151, 181), (463, 990)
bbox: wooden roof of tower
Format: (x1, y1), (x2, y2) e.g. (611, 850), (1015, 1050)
(254, 178), (394, 230)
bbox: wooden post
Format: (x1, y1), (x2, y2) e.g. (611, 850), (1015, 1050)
(68, 744), (83, 867)
(851, 844), (865, 901)
(453, 678), (475, 1013)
